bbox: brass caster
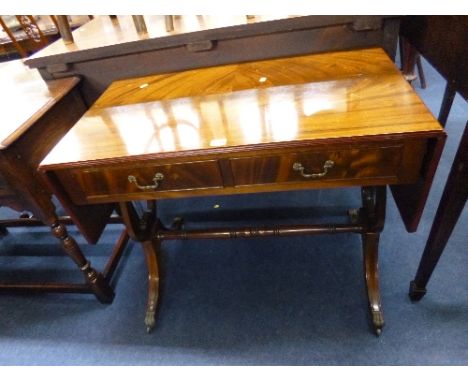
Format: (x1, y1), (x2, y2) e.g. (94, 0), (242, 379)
(371, 310), (384, 337)
(144, 311), (156, 333)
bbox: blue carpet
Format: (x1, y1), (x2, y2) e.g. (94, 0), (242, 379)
(0, 57), (467, 365)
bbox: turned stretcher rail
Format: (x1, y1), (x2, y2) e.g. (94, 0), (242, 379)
(157, 223), (364, 241)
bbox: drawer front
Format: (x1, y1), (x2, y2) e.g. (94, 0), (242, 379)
(230, 145), (405, 186)
(59, 160), (223, 202)
(54, 141), (426, 205)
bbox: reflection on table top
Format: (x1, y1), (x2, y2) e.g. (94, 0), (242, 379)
(0, 59), (79, 149)
(41, 48), (443, 168)
(29, 15), (295, 60)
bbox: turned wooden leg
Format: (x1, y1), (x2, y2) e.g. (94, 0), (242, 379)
(360, 186), (386, 336)
(50, 221), (114, 303)
(362, 232), (384, 336)
(119, 201), (163, 332)
(165, 15), (174, 32)
(142, 238), (161, 333)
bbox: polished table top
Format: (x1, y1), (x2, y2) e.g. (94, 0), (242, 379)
(0, 59), (79, 150)
(41, 48), (442, 169)
(29, 15), (294, 60)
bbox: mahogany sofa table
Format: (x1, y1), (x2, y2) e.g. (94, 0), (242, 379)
(0, 59), (126, 302)
(39, 48), (445, 335)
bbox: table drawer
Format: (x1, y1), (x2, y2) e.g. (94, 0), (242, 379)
(59, 159), (224, 203)
(230, 144), (407, 186)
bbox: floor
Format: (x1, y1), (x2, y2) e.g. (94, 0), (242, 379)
(0, 54), (467, 365)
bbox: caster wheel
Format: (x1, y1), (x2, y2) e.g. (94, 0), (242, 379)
(145, 312), (155, 334)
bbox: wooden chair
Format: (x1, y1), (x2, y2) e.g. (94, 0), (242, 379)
(130, 15), (175, 33)
(0, 15), (57, 58)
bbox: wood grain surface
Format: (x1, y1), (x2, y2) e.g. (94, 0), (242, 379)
(0, 59), (79, 149)
(41, 48), (442, 168)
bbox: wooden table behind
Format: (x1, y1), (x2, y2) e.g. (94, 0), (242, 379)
(25, 15), (400, 106)
(0, 60), (121, 302)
